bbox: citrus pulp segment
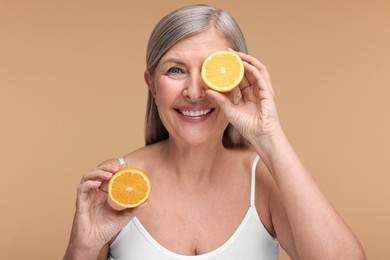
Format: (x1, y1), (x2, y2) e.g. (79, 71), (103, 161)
(201, 50), (244, 92)
(108, 167), (151, 209)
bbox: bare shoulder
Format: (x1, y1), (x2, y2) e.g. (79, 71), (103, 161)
(95, 142), (162, 168)
(97, 157), (122, 167)
(120, 141), (166, 170)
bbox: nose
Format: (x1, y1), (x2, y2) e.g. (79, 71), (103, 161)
(183, 73), (207, 101)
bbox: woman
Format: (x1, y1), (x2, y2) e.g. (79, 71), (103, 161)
(64, 4), (365, 260)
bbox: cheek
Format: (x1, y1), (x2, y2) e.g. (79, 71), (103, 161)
(153, 78), (167, 106)
(154, 78), (182, 106)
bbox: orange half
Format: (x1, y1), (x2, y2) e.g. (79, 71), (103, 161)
(201, 50), (244, 92)
(108, 167), (151, 209)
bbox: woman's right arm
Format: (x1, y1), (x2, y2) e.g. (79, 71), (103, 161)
(63, 160), (147, 260)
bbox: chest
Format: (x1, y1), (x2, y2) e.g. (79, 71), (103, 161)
(137, 187), (250, 255)
(109, 208), (280, 260)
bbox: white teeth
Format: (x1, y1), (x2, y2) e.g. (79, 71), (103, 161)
(180, 109), (211, 117)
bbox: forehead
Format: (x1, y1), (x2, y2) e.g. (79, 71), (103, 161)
(161, 29), (230, 63)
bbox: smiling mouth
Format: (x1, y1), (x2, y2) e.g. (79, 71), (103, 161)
(175, 109), (214, 117)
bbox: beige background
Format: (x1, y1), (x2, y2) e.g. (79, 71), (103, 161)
(1, 0), (389, 259)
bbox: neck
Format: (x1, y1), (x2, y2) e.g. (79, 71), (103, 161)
(161, 138), (226, 184)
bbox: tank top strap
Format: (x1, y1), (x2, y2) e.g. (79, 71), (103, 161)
(250, 155), (260, 207)
(117, 157), (125, 165)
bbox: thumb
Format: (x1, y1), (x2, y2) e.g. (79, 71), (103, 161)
(206, 89), (237, 116)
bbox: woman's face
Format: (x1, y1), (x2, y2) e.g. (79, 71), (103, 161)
(146, 28), (233, 146)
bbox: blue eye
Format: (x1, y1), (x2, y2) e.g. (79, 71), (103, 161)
(167, 67), (183, 74)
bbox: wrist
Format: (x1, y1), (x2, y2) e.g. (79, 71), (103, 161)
(250, 124), (285, 151)
(64, 242), (102, 260)
(250, 127), (291, 171)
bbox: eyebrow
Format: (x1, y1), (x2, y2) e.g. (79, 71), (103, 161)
(159, 58), (186, 67)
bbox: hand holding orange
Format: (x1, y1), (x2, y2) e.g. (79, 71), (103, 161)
(107, 167), (151, 210)
(201, 50), (244, 92)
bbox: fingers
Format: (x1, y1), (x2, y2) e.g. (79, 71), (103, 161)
(232, 87), (242, 105)
(242, 61), (273, 96)
(205, 89), (237, 121)
(236, 51), (270, 81)
(78, 180), (102, 194)
(81, 164), (126, 183)
(233, 51), (275, 97)
(77, 163), (128, 202)
(81, 170), (112, 184)
(76, 180), (103, 210)
(77, 166), (114, 200)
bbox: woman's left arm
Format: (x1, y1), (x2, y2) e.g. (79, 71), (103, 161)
(259, 126), (365, 259)
(206, 51), (366, 260)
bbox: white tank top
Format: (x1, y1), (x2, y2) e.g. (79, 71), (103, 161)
(109, 155), (279, 259)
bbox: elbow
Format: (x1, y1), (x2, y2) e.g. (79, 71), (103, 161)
(310, 240), (366, 260)
(337, 241), (366, 260)
(347, 236), (366, 260)
(332, 228), (366, 260)
(352, 246), (366, 260)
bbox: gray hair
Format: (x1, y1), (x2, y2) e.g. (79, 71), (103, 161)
(145, 4), (249, 147)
